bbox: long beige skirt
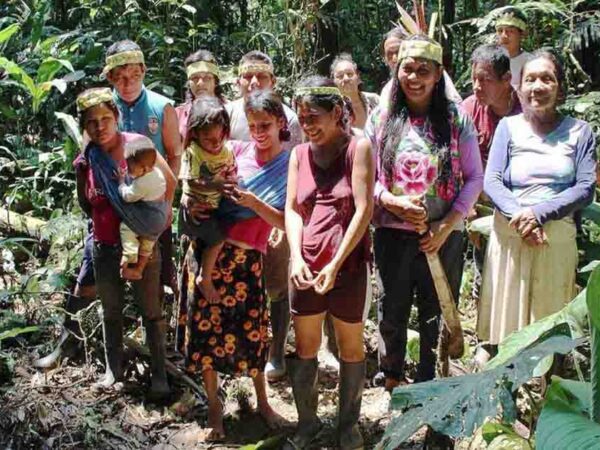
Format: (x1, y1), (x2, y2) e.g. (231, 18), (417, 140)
(477, 211), (577, 345)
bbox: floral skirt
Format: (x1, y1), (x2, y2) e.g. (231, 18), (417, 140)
(177, 239), (269, 377)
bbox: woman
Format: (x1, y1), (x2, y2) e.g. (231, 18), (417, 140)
(379, 27), (408, 102)
(365, 35), (483, 390)
(285, 76), (374, 450)
(75, 88), (177, 398)
(178, 90), (289, 441)
(176, 49), (226, 143)
(330, 53), (379, 130)
(479, 51), (596, 345)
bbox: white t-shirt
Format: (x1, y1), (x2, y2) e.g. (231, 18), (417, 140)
(510, 51), (532, 89)
(119, 167), (166, 203)
(226, 98), (303, 150)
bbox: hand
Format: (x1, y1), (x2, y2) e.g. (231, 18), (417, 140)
(509, 208), (539, 238)
(419, 221), (452, 254)
(226, 186), (258, 210)
(384, 195), (428, 232)
(116, 166), (127, 183)
(290, 256), (314, 290)
(181, 193), (211, 220)
(523, 226), (548, 247)
(268, 228), (284, 248)
(313, 262), (340, 295)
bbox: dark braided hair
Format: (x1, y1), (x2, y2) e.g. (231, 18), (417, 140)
(294, 75), (351, 131)
(381, 34), (454, 188)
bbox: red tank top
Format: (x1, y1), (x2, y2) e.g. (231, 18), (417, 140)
(295, 137), (369, 273)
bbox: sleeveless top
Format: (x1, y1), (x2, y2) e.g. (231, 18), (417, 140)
(113, 86), (173, 157)
(295, 137), (370, 273)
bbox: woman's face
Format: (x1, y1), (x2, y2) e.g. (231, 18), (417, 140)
(107, 63), (145, 103)
(189, 71), (217, 98)
(332, 60), (360, 95)
(398, 57), (442, 111)
(519, 58), (560, 115)
(84, 104), (119, 147)
(384, 37), (403, 71)
(297, 100), (342, 146)
(247, 110), (284, 151)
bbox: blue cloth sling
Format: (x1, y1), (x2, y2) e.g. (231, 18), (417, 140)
(216, 148), (290, 222)
(86, 143), (168, 239)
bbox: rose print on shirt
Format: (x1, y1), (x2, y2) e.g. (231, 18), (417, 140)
(393, 151), (438, 195)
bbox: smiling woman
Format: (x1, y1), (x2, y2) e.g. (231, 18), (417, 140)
(479, 50), (597, 348)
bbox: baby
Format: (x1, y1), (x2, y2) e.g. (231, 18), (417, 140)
(118, 136), (167, 280)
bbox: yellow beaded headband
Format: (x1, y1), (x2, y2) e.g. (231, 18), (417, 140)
(495, 12), (527, 32)
(294, 86), (343, 98)
(397, 40), (443, 65)
(102, 50), (145, 76)
(238, 63), (273, 76)
(76, 88), (114, 112)
(187, 61), (220, 79)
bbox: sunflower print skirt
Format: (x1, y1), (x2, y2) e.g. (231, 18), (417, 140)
(177, 239), (269, 377)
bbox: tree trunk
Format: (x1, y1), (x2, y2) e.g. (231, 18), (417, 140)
(313, 0), (339, 75)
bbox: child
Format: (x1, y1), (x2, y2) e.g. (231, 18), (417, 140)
(179, 96), (237, 303)
(118, 136), (167, 280)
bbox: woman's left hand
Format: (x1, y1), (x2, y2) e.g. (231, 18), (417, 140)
(313, 262), (340, 295)
(419, 222), (452, 254)
(509, 208), (539, 238)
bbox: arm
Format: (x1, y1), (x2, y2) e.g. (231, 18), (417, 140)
(285, 148), (314, 289)
(483, 119), (522, 217)
(118, 180), (146, 203)
(314, 138), (375, 294)
(155, 152), (176, 206)
(530, 124), (597, 224)
(75, 163), (92, 216)
(162, 104), (182, 177)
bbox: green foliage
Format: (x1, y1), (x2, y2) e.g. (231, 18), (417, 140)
(482, 422), (532, 449)
(377, 332), (578, 450)
(535, 378), (600, 449)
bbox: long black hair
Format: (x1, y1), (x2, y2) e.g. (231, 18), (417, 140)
(381, 34), (453, 188)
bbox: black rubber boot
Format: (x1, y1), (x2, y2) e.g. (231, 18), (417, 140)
(33, 295), (92, 369)
(265, 298), (290, 382)
(283, 357), (321, 449)
(338, 360), (366, 450)
(145, 319), (170, 401)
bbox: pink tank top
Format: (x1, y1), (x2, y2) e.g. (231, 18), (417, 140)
(295, 137), (369, 273)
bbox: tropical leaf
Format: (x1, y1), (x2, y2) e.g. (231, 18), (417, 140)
(377, 333), (579, 450)
(0, 24), (20, 45)
(536, 377), (600, 450)
(586, 266), (600, 331)
(0, 326), (39, 343)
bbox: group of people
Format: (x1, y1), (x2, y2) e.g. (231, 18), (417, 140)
(35, 6), (597, 449)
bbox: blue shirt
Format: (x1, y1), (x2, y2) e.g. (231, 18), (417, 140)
(113, 86), (173, 157)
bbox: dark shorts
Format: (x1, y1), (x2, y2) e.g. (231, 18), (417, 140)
(76, 232), (95, 287)
(178, 208), (224, 247)
(290, 263), (368, 323)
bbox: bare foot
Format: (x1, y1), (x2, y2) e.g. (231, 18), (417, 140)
(205, 400), (225, 442)
(122, 266), (143, 280)
(258, 402), (287, 430)
(197, 277), (221, 304)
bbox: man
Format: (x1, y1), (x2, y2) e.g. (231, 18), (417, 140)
(462, 44), (522, 167)
(226, 51), (302, 381)
(495, 7), (531, 89)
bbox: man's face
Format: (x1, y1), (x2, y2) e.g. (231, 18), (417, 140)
(107, 63), (145, 103)
(471, 62), (510, 107)
(496, 25), (523, 55)
(238, 60), (275, 98)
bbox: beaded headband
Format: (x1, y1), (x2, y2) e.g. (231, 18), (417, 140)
(397, 40), (443, 65)
(102, 50), (145, 76)
(238, 63), (273, 76)
(294, 86), (343, 98)
(495, 12), (527, 32)
(76, 88), (114, 112)
(187, 61), (220, 79)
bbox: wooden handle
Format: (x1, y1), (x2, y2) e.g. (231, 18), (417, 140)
(425, 251), (464, 359)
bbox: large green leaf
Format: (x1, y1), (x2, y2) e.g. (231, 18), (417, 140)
(0, 57), (37, 98)
(486, 290), (588, 370)
(377, 333), (578, 450)
(0, 24), (20, 44)
(587, 266), (600, 330)
(536, 377), (600, 450)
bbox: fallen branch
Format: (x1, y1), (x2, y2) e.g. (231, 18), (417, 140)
(0, 207), (47, 239)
